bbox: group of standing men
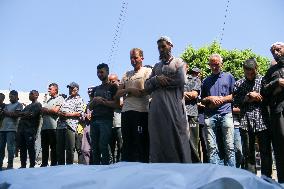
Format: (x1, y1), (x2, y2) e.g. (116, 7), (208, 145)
(0, 37), (284, 183)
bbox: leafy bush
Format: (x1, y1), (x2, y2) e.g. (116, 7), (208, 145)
(180, 41), (270, 80)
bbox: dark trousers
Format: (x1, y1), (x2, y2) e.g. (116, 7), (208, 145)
(240, 128), (272, 177)
(18, 128), (37, 168)
(271, 111), (284, 183)
(121, 111), (149, 163)
(90, 119), (113, 165)
(188, 116), (200, 162)
(75, 133), (85, 164)
(198, 124), (209, 163)
(41, 129), (57, 166)
(0, 131), (16, 168)
(56, 128), (75, 165)
(110, 127), (123, 163)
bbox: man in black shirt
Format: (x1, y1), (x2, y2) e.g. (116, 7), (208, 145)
(261, 42), (284, 183)
(89, 63), (119, 165)
(18, 90), (42, 168)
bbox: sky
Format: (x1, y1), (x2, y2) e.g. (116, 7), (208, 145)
(0, 0), (283, 101)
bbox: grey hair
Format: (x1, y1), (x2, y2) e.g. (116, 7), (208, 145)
(209, 53), (223, 63)
(271, 42), (284, 48)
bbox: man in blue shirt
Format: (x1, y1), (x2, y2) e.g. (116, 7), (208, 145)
(201, 54), (235, 166)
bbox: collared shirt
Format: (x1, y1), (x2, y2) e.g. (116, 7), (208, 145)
(42, 95), (64, 130)
(201, 72), (235, 115)
(57, 95), (84, 132)
(0, 102), (23, 132)
(233, 75), (269, 132)
(18, 101), (42, 131)
(184, 75), (201, 117)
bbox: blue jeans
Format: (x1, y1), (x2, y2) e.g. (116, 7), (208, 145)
(205, 113), (235, 166)
(234, 127), (243, 168)
(90, 119), (113, 165)
(0, 131), (16, 167)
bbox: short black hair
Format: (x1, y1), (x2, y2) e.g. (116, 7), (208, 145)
(49, 83), (59, 93)
(243, 58), (257, 70)
(30, 90), (39, 96)
(97, 63), (109, 72)
(0, 93), (5, 100)
(9, 90), (18, 96)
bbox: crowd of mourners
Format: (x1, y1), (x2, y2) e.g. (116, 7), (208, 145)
(0, 36), (284, 183)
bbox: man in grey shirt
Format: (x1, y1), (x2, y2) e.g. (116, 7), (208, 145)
(41, 83), (64, 167)
(0, 90), (23, 170)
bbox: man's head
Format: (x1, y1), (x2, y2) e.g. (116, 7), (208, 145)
(270, 42), (284, 64)
(130, 48), (144, 71)
(29, 90), (39, 102)
(243, 58), (258, 81)
(108, 73), (119, 84)
(9, 90), (19, 103)
(157, 36), (173, 62)
(190, 67), (201, 77)
(209, 54), (223, 74)
(0, 93), (5, 104)
(87, 86), (95, 100)
(67, 82), (79, 96)
(97, 63), (109, 82)
(48, 83), (58, 97)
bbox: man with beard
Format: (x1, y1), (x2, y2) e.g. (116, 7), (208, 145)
(116, 48), (152, 163)
(144, 36), (191, 163)
(261, 42), (284, 183)
(89, 63), (119, 165)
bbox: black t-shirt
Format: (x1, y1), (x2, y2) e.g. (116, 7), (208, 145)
(91, 83), (118, 120)
(0, 103), (6, 121)
(18, 102), (42, 131)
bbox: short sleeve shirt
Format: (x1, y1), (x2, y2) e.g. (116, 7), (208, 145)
(0, 102), (23, 132)
(42, 95), (64, 130)
(57, 95), (84, 131)
(18, 102), (42, 131)
(121, 67), (152, 112)
(91, 83), (118, 120)
(201, 72), (235, 115)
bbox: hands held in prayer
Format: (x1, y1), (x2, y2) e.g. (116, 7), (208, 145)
(126, 87), (143, 97)
(245, 91), (263, 102)
(204, 96), (224, 109)
(156, 75), (173, 87)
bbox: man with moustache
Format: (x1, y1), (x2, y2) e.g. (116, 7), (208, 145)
(116, 48), (152, 162)
(261, 42), (284, 183)
(89, 63), (119, 165)
(144, 36), (191, 163)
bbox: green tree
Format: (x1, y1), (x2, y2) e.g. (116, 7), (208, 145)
(180, 41), (270, 80)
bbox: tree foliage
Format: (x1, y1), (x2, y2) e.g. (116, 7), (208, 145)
(180, 41), (270, 80)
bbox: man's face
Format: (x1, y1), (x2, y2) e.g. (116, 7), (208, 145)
(244, 67), (257, 81)
(69, 87), (78, 96)
(158, 40), (172, 61)
(48, 86), (58, 97)
(109, 75), (119, 86)
(97, 68), (108, 81)
(271, 44), (284, 62)
(29, 92), (38, 101)
(209, 57), (222, 74)
(9, 94), (18, 103)
(130, 50), (143, 70)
